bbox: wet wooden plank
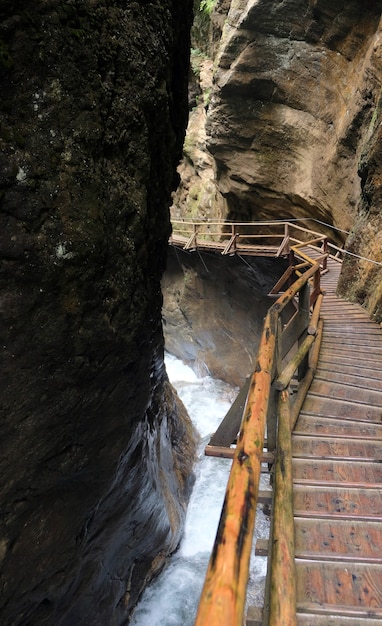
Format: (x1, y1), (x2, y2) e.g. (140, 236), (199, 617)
(294, 518), (382, 563)
(297, 615), (382, 625)
(208, 377), (250, 447)
(314, 369), (382, 391)
(318, 353), (382, 372)
(321, 335), (382, 347)
(293, 458), (382, 486)
(294, 415), (382, 439)
(292, 435), (382, 461)
(308, 380), (382, 407)
(295, 561), (382, 614)
(319, 348), (382, 363)
(302, 395), (382, 421)
(293, 485), (382, 520)
(323, 327), (382, 337)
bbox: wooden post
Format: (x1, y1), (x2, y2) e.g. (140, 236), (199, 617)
(268, 388), (297, 626)
(322, 237), (328, 270)
(308, 293), (323, 335)
(267, 319), (282, 453)
(290, 318), (324, 430)
(298, 282), (310, 380)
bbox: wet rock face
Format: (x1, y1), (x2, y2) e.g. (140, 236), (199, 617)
(207, 0), (382, 234)
(0, 1), (196, 624)
(337, 88), (382, 323)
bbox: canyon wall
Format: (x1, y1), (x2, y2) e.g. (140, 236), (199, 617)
(0, 1), (196, 624)
(170, 0), (382, 323)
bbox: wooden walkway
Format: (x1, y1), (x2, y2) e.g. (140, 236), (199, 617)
(291, 253), (382, 624)
(170, 221), (382, 624)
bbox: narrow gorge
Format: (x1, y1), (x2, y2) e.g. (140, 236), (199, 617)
(1, 1), (382, 625)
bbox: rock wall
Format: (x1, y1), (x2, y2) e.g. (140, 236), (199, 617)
(172, 0), (382, 321)
(206, 0), (382, 235)
(337, 86), (382, 322)
(0, 1), (196, 624)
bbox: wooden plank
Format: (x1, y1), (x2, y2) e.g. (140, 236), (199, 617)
(292, 458), (382, 486)
(293, 485), (382, 519)
(308, 380), (382, 407)
(319, 340), (382, 355)
(294, 415), (382, 439)
(294, 518), (382, 563)
(297, 615), (382, 625)
(323, 328), (382, 337)
(321, 337), (382, 349)
(205, 444), (274, 463)
(292, 434), (382, 461)
(276, 334), (315, 390)
(246, 606), (263, 626)
(281, 309), (309, 359)
(295, 561), (382, 614)
(301, 395), (382, 421)
(315, 369), (382, 391)
(255, 538), (269, 557)
(208, 377), (250, 447)
(318, 353), (382, 372)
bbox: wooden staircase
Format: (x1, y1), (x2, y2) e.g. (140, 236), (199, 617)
(290, 253), (382, 624)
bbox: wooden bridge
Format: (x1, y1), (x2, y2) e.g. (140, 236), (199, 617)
(169, 219), (382, 625)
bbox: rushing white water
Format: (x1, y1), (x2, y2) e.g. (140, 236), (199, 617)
(130, 354), (269, 626)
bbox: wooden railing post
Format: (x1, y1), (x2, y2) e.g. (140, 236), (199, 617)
(322, 237), (328, 270)
(284, 222), (290, 255)
(231, 223), (237, 253)
(298, 282), (310, 380)
(267, 319), (282, 453)
(268, 387), (297, 626)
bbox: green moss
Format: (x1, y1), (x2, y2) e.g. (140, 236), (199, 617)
(0, 39), (13, 69)
(69, 28), (85, 40)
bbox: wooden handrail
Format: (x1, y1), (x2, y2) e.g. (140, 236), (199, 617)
(194, 308), (277, 626)
(194, 258), (322, 626)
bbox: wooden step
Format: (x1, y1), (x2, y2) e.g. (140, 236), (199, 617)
(321, 337), (382, 349)
(315, 368), (382, 389)
(323, 327), (382, 337)
(297, 615), (382, 625)
(294, 414), (382, 439)
(321, 320), (379, 329)
(318, 353), (382, 372)
(320, 340), (382, 352)
(302, 395), (382, 421)
(292, 434), (382, 461)
(296, 561), (382, 615)
(293, 485), (382, 520)
(293, 458), (382, 487)
(294, 518), (382, 563)
(320, 346), (382, 360)
(308, 380), (382, 407)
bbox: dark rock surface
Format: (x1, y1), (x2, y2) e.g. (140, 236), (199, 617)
(0, 1), (196, 624)
(337, 80), (382, 322)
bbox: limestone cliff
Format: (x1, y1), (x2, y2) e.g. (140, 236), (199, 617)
(171, 0), (382, 323)
(0, 1), (196, 624)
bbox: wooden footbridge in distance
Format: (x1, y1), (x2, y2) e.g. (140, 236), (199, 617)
(169, 219), (382, 625)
